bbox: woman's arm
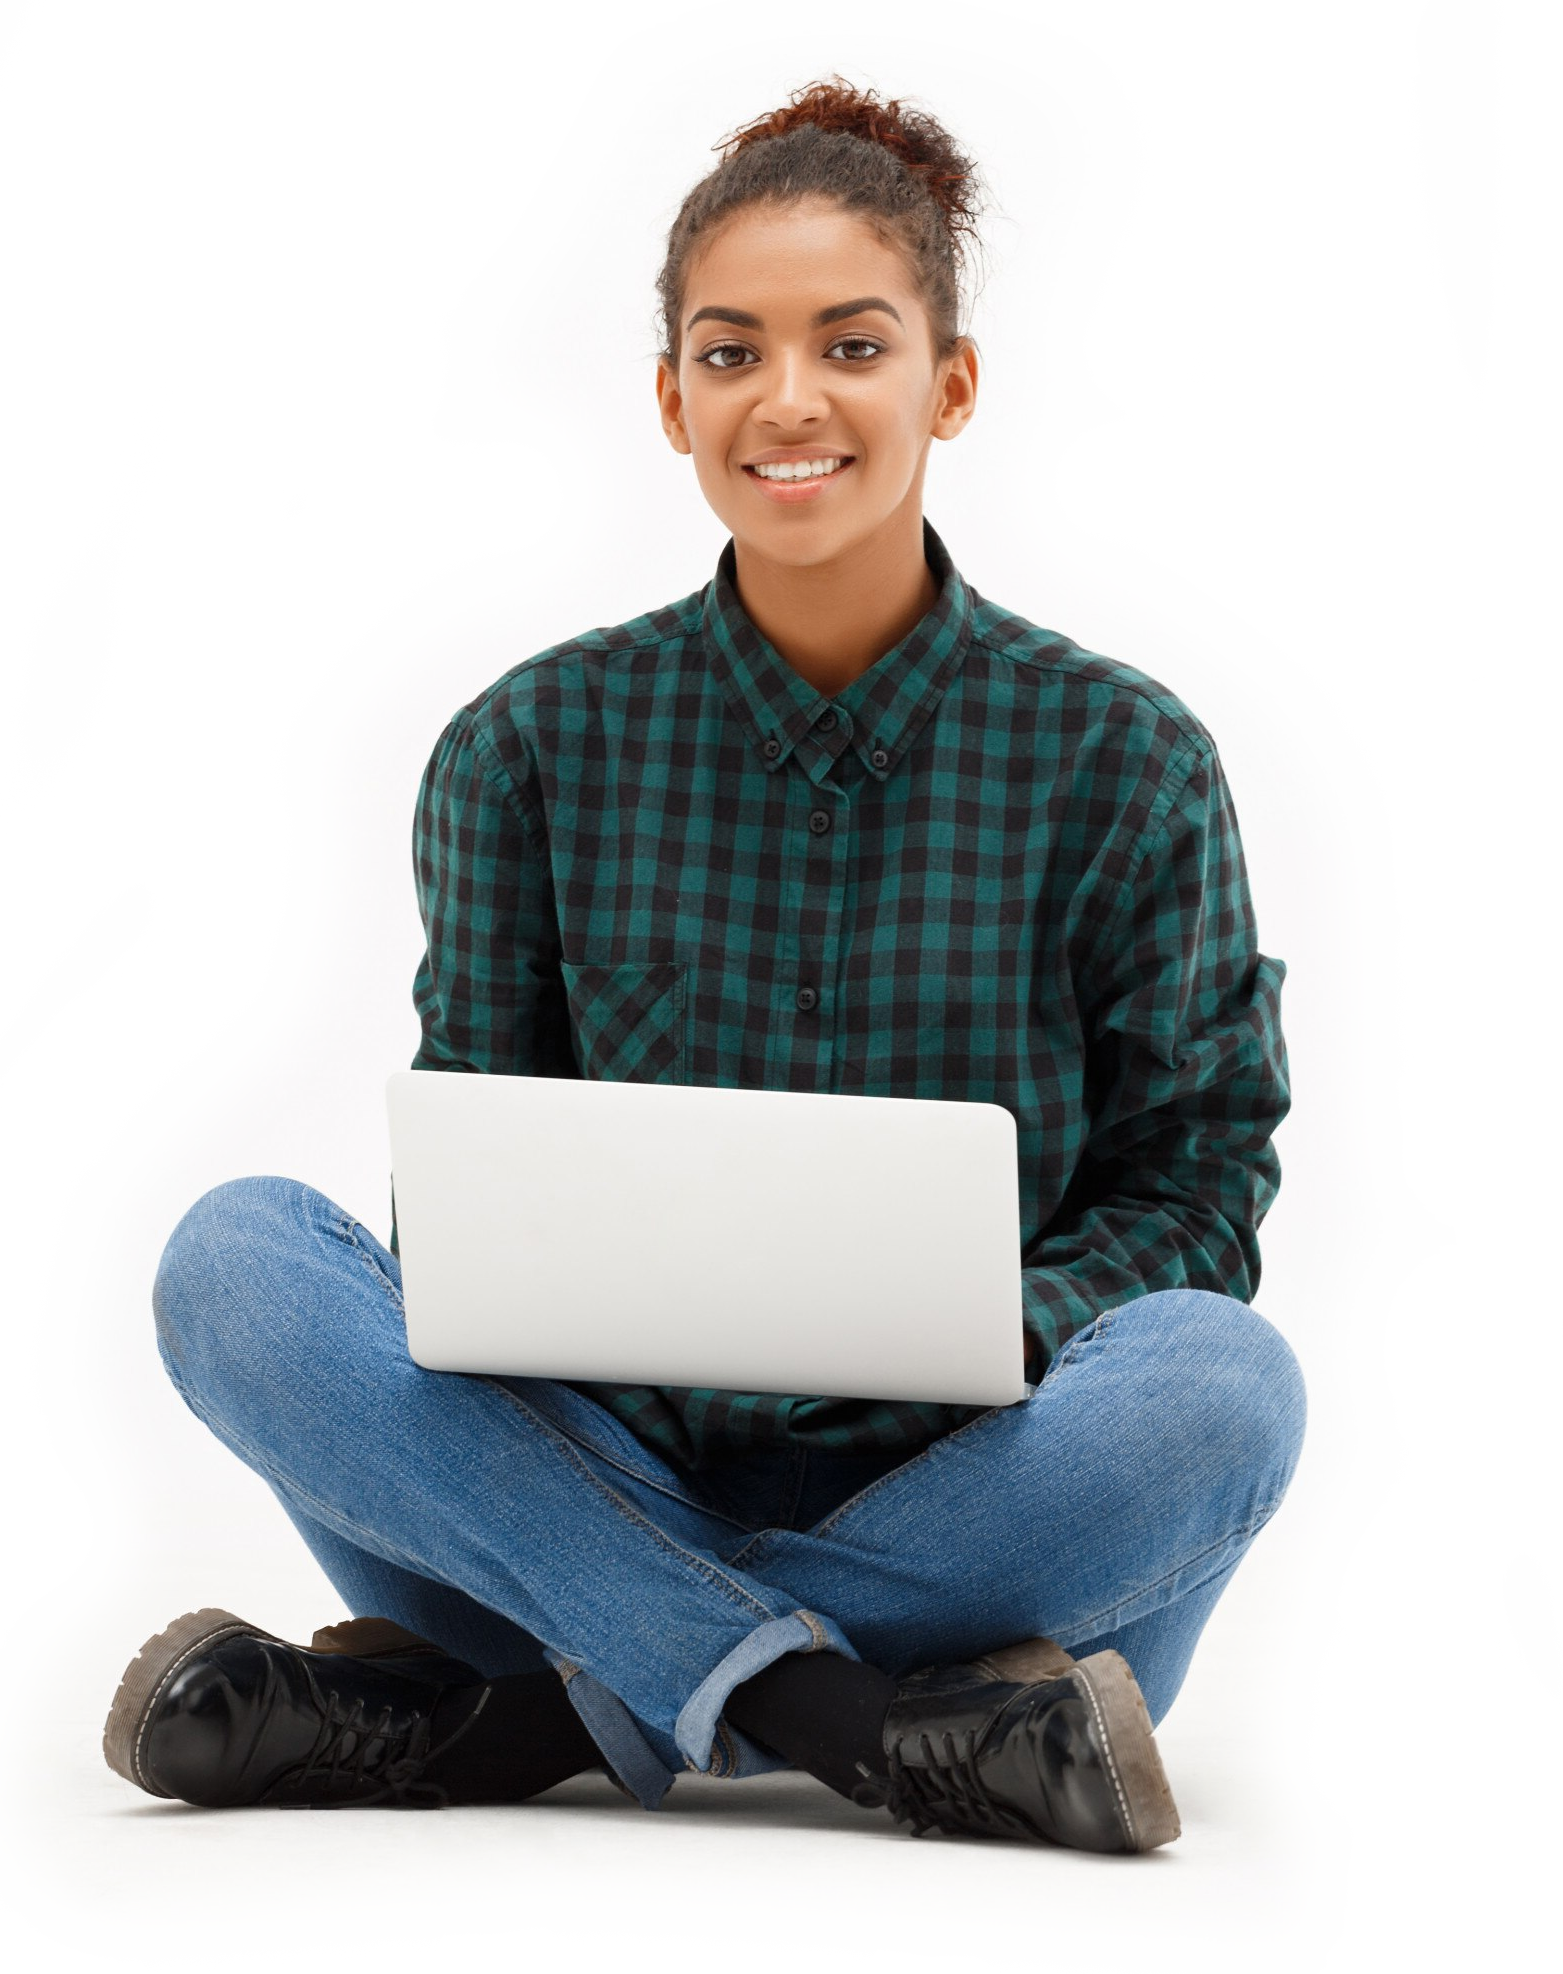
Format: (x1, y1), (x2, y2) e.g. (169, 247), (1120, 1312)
(1022, 740), (1290, 1377)
(391, 706), (576, 1257)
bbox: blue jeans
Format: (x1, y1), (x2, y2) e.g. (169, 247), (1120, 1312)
(150, 1175), (1307, 1812)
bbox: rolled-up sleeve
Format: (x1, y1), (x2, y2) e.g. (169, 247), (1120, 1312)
(391, 708), (576, 1256)
(1021, 739), (1290, 1377)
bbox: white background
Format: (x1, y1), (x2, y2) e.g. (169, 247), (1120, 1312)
(4, 0), (1557, 1964)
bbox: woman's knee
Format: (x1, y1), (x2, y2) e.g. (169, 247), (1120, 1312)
(151, 1174), (326, 1390)
(1132, 1286), (1308, 1505)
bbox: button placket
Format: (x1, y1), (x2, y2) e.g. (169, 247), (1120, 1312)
(793, 759), (849, 1079)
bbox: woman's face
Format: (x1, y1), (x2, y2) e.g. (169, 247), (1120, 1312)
(656, 198), (975, 565)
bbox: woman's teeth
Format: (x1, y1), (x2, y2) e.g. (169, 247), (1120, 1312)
(749, 458), (849, 481)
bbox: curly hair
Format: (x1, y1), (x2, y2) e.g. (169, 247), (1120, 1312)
(654, 75), (991, 372)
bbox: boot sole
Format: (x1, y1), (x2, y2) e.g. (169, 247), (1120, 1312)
(103, 1607), (281, 1796)
(969, 1635), (1078, 1684)
(1069, 1649), (1181, 1851)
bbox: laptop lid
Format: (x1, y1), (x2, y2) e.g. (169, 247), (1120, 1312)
(386, 1070), (1027, 1408)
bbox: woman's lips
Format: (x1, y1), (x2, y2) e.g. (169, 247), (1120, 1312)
(742, 459), (855, 503)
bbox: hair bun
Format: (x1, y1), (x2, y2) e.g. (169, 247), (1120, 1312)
(718, 75), (981, 256)
(656, 75), (987, 367)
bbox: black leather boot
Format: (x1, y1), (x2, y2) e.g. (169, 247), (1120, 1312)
(102, 1608), (497, 1808)
(848, 1637), (1180, 1852)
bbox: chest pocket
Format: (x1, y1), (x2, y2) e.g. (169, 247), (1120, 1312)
(560, 958), (687, 1084)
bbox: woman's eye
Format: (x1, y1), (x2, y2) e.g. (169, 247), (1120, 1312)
(694, 336), (885, 371)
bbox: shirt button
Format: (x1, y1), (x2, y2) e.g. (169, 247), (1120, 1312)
(795, 986), (818, 1011)
(871, 747), (888, 768)
(763, 736), (781, 758)
(808, 809), (831, 834)
(817, 709), (837, 730)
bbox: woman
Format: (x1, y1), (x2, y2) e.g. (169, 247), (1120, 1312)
(104, 78), (1305, 1853)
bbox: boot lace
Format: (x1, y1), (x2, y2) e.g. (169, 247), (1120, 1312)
(852, 1723), (1038, 1841)
(275, 1682), (491, 1809)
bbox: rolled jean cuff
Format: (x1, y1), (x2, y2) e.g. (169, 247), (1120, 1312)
(545, 1607), (862, 1811)
(677, 1608), (863, 1780)
(546, 1651), (681, 1812)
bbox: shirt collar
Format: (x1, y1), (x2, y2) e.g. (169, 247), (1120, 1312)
(699, 515), (976, 781)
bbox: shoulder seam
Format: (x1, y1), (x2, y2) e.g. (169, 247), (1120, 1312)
(453, 706), (551, 856)
(462, 617), (700, 708)
(967, 626), (1213, 755)
(1080, 737), (1213, 979)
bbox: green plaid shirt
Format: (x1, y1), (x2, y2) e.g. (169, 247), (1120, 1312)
(392, 516), (1289, 1474)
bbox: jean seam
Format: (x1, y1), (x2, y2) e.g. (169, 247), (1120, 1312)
(722, 1530), (771, 1570)
(1061, 1499), (1287, 1642)
(1049, 1303), (1121, 1379)
(780, 1444), (808, 1530)
(335, 1209), (405, 1314)
(799, 1399), (1009, 1543)
(485, 1386), (788, 1624)
(480, 1376), (741, 1526)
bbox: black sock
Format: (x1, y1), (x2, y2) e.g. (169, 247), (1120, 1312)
(420, 1669), (604, 1805)
(724, 1650), (898, 1804)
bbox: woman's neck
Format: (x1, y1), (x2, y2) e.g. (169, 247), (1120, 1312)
(730, 508), (938, 699)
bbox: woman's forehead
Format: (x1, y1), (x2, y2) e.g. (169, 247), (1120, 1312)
(685, 206), (916, 318)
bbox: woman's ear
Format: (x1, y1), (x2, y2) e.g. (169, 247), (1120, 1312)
(932, 337), (979, 443)
(655, 358), (692, 456)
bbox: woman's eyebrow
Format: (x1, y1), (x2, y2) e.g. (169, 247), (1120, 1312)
(685, 296), (905, 333)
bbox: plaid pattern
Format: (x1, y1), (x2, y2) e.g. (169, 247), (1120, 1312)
(393, 516), (1289, 1474)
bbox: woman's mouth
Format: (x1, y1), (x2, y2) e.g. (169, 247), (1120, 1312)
(742, 457), (856, 504)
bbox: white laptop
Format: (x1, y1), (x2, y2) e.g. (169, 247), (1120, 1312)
(386, 1070), (1028, 1407)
